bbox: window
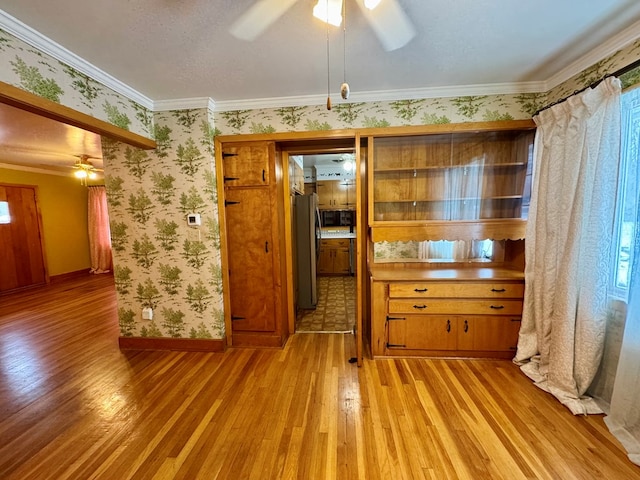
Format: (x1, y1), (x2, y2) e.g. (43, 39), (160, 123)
(0, 201), (9, 224)
(612, 87), (640, 300)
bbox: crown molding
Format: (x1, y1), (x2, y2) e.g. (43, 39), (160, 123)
(0, 9), (154, 110)
(154, 97), (216, 112)
(211, 81), (547, 112)
(544, 17), (640, 91)
(0, 162), (68, 177)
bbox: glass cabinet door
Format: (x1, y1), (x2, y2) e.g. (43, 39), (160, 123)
(372, 129), (534, 223)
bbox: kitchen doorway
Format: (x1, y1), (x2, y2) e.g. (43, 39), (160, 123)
(286, 147), (359, 335)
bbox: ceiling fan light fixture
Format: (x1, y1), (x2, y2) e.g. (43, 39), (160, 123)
(74, 169), (88, 179)
(313, 0), (343, 26)
(364, 0), (382, 9)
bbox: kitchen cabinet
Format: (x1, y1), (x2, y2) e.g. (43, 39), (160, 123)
(219, 141), (288, 347)
(317, 238), (351, 275)
(370, 268), (523, 358)
(289, 156), (304, 195)
(316, 180), (355, 210)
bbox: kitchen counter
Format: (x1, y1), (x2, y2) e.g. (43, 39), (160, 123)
(321, 228), (356, 239)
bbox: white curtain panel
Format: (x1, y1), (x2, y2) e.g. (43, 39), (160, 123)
(604, 86), (640, 466)
(515, 77), (622, 415)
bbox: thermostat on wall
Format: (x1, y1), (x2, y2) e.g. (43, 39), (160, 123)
(187, 213), (201, 226)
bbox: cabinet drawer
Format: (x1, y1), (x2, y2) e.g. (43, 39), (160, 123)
(320, 238), (350, 248)
(388, 282), (524, 299)
(388, 299), (523, 315)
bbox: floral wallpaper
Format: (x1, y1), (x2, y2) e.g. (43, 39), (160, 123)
(0, 28), (152, 138)
(2, 16), (640, 339)
(103, 108), (224, 339)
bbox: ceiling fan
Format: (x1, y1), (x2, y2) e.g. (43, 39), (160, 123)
(229, 0), (416, 52)
(72, 154), (102, 184)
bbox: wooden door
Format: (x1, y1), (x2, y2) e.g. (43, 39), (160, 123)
(316, 181), (332, 209)
(387, 316), (458, 351)
(333, 180), (350, 208)
(222, 143), (270, 187)
(317, 247), (334, 274)
(0, 185), (47, 292)
(224, 187), (276, 332)
(333, 245), (351, 274)
(457, 316), (520, 351)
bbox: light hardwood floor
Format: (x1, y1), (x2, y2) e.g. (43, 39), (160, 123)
(1, 274), (638, 479)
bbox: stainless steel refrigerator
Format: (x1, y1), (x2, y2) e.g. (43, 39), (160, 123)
(295, 193), (321, 309)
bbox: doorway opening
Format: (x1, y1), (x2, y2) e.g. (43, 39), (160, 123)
(283, 144), (358, 334)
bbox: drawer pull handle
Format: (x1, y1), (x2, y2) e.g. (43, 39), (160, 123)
(491, 288), (506, 293)
(414, 288), (428, 292)
(490, 305), (505, 310)
(464, 319), (469, 333)
(446, 319), (451, 332)
(413, 305), (427, 309)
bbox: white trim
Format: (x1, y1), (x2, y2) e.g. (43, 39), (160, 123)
(154, 97), (215, 112)
(0, 162), (69, 177)
(544, 18), (640, 91)
(0, 9), (154, 110)
(212, 81), (547, 112)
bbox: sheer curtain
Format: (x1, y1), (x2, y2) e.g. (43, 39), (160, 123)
(88, 185), (112, 274)
(603, 86), (640, 466)
(514, 77), (622, 415)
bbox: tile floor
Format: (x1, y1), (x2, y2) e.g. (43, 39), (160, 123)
(296, 275), (356, 332)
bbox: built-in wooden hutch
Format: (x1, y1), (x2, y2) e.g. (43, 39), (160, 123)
(214, 120), (535, 360)
(365, 120), (536, 358)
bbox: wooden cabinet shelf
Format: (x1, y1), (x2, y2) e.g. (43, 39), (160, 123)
(368, 121), (535, 241)
(373, 162), (527, 173)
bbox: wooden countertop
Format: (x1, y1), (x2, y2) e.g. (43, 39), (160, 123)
(369, 266), (524, 282)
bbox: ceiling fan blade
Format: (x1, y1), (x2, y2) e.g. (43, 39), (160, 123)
(229, 0), (299, 41)
(357, 0), (416, 51)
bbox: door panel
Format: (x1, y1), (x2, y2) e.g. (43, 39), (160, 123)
(0, 185), (47, 292)
(222, 144), (270, 187)
(225, 187), (276, 332)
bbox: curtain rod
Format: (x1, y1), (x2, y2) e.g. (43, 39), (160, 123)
(534, 57), (640, 116)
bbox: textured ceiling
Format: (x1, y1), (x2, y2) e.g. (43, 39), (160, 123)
(1, 0), (640, 173)
(2, 0), (640, 105)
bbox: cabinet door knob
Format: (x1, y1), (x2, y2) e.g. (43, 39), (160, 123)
(490, 305), (505, 309)
(464, 319), (469, 332)
(491, 288), (506, 292)
(446, 319), (451, 332)
(414, 288), (428, 292)
(413, 304), (427, 309)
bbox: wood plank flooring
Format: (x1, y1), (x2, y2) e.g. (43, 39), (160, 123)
(1, 274), (639, 479)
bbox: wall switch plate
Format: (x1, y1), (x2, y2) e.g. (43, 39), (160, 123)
(142, 307), (153, 320)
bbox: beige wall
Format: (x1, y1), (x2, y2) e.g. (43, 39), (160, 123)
(0, 168), (91, 276)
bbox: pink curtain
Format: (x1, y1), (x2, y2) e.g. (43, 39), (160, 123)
(88, 186), (113, 274)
